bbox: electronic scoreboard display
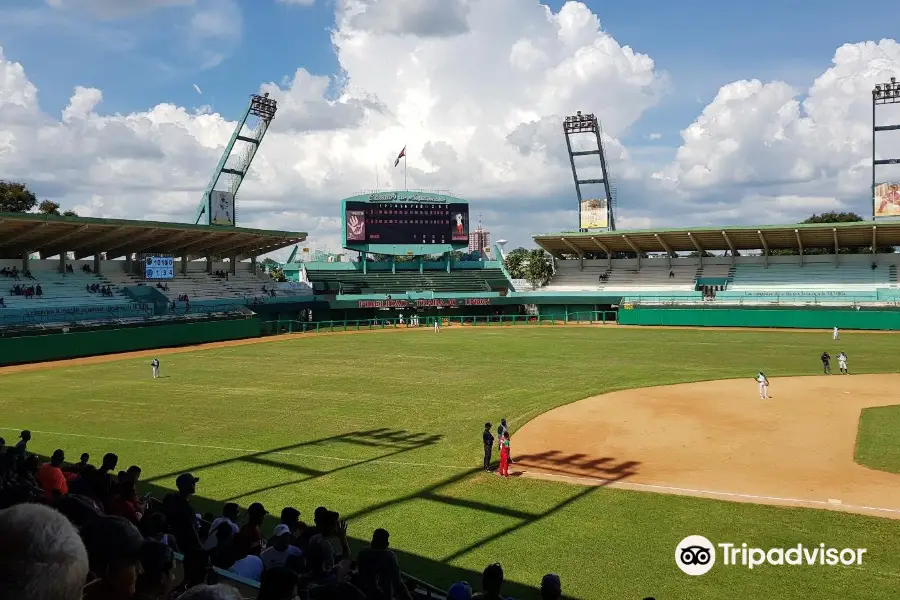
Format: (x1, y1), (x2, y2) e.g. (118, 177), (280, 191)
(144, 256), (174, 280)
(345, 201), (470, 245)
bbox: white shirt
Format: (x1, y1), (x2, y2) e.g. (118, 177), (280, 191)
(229, 555), (264, 581)
(838, 354), (847, 363)
(203, 517), (239, 550)
(756, 374), (767, 384)
(260, 545), (303, 569)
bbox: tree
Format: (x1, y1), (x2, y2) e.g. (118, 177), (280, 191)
(524, 249), (553, 289)
(503, 247), (529, 279)
(0, 181), (38, 213)
(802, 212), (865, 224)
(38, 200), (61, 215)
(62, 210), (78, 217)
(771, 211), (893, 255)
(688, 251), (715, 258)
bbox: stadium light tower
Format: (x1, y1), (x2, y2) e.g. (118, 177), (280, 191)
(195, 92), (278, 226)
(872, 77), (900, 221)
(563, 111), (615, 232)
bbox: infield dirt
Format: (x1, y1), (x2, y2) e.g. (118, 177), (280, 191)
(513, 374), (900, 519)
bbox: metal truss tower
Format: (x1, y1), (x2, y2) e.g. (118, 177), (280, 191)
(563, 111), (616, 232)
(195, 93), (278, 225)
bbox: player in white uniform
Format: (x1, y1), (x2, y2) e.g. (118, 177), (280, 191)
(151, 358), (160, 379)
(756, 371), (769, 399)
(433, 317), (440, 332)
(398, 312), (404, 326)
(837, 352), (848, 374)
(833, 326), (839, 340)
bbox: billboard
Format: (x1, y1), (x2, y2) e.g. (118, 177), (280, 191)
(209, 190), (235, 226)
(343, 201), (469, 245)
(145, 256), (174, 280)
(579, 198), (608, 230)
(874, 182), (900, 218)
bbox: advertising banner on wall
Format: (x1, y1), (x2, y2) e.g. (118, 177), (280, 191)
(579, 198), (608, 230)
(874, 182), (900, 218)
(209, 191), (235, 226)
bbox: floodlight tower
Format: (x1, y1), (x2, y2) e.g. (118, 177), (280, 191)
(563, 111), (616, 232)
(195, 93), (278, 226)
(872, 78), (900, 221)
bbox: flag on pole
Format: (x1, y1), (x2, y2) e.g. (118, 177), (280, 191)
(393, 146), (406, 167)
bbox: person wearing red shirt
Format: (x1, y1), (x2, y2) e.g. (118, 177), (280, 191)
(38, 449), (68, 499)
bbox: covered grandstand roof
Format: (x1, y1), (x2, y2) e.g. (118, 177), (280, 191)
(0, 212), (306, 260)
(533, 221), (900, 256)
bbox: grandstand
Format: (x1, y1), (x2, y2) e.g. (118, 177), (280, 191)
(303, 263), (510, 295)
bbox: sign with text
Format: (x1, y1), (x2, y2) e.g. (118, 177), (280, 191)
(344, 201), (470, 245)
(145, 256), (174, 280)
(357, 298), (492, 309)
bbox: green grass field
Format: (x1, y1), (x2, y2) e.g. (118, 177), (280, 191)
(2, 327), (899, 599)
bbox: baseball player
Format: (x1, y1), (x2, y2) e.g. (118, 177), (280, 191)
(833, 326), (839, 340)
(151, 358), (160, 379)
(756, 371), (769, 399)
(433, 317), (440, 333)
(820, 351), (831, 375)
(837, 351), (848, 374)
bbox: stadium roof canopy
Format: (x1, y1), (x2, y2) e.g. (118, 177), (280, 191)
(533, 221), (900, 256)
(0, 212), (306, 260)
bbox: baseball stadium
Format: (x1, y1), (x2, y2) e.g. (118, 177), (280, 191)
(2, 96), (900, 600)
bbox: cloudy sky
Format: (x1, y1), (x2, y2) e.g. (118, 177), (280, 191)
(2, 0), (900, 256)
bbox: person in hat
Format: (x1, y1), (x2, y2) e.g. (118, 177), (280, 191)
(448, 582), (473, 600)
(482, 423), (494, 471)
(82, 515), (146, 600)
(134, 541), (177, 600)
(161, 473), (202, 555)
(260, 524), (303, 570)
(233, 502), (268, 557)
(540, 574), (562, 600)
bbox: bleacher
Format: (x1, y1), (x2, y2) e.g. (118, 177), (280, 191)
(1, 267), (130, 310)
(104, 269), (297, 301)
(728, 262), (891, 291)
(306, 267), (509, 295)
(546, 264), (698, 292)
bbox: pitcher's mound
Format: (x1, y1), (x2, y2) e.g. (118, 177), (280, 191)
(513, 375), (900, 519)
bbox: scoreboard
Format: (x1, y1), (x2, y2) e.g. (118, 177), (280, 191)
(345, 201), (470, 245)
(144, 256), (174, 280)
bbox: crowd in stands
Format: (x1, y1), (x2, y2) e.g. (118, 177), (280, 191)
(82, 264), (94, 273)
(213, 270), (230, 281)
(2, 266), (37, 280)
(86, 284), (115, 297)
(156, 283), (171, 292)
(8, 283), (43, 299)
(0, 430), (579, 600)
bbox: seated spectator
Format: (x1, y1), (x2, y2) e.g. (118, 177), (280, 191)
(134, 541), (177, 600)
(74, 452), (90, 472)
(448, 582), (474, 600)
(233, 501), (268, 557)
(38, 448), (69, 499)
(204, 502), (240, 550)
(109, 479), (143, 525)
(260, 524), (303, 570)
(540, 573), (562, 600)
(473, 564), (507, 600)
(175, 584), (243, 600)
(24, 269), (35, 279)
(126, 465), (142, 482)
(54, 493), (103, 530)
(208, 521), (237, 569)
(228, 549), (264, 582)
(81, 515), (146, 600)
(0, 297), (5, 307)
(0, 503), (90, 600)
(35, 284), (43, 297)
(143, 512), (179, 551)
(272, 506), (303, 543)
(258, 566), (299, 600)
(356, 528), (412, 600)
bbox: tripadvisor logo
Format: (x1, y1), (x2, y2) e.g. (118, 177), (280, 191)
(675, 535), (867, 576)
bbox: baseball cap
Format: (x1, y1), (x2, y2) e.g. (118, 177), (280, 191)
(272, 524), (291, 537)
(447, 582), (473, 600)
(176, 473), (199, 488)
(248, 502), (268, 516)
(541, 573), (561, 593)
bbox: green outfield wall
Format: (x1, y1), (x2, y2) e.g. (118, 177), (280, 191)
(617, 306), (900, 330)
(0, 317), (261, 366)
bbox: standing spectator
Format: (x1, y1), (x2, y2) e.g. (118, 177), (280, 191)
(92, 452), (119, 506)
(13, 429), (31, 459)
(482, 423), (494, 471)
(0, 504), (90, 600)
(260, 524), (303, 570)
(307, 511), (350, 570)
(355, 528), (412, 600)
(273, 506), (302, 541)
(134, 541), (177, 600)
(38, 449), (69, 499)
(126, 465), (143, 482)
(161, 473), (202, 556)
(473, 564), (507, 600)
(76, 453), (91, 474)
(81, 516), (146, 600)
(233, 502), (268, 557)
(540, 574), (562, 600)
(204, 503), (240, 550)
(296, 506), (328, 550)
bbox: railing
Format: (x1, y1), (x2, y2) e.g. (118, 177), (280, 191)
(626, 294), (900, 306)
(263, 311), (616, 334)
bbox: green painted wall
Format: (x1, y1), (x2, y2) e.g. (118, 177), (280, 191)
(0, 317), (261, 366)
(617, 307), (900, 330)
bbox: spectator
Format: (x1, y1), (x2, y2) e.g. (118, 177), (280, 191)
(473, 564), (507, 600)
(260, 524), (303, 570)
(13, 429), (31, 458)
(143, 512), (179, 551)
(257, 566), (299, 600)
(208, 522), (237, 569)
(126, 465), (142, 482)
(233, 501), (268, 557)
(228, 549), (264, 582)
(307, 511), (349, 570)
(274, 506), (302, 540)
(92, 452), (119, 505)
(37, 448), (69, 499)
(0, 504), (90, 600)
(482, 422), (494, 471)
(175, 584), (242, 600)
(53, 493), (102, 531)
(296, 506), (328, 549)
(110, 479), (143, 525)
(76, 452), (91, 473)
(356, 528), (412, 600)
(540, 574), (561, 600)
(81, 515), (146, 600)
(134, 541), (177, 600)
(161, 473), (202, 555)
(448, 582), (474, 600)
(204, 502), (240, 550)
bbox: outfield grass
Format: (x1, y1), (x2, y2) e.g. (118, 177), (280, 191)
(2, 327), (899, 599)
(856, 405), (900, 474)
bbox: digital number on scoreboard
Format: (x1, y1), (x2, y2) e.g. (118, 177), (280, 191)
(145, 256), (174, 280)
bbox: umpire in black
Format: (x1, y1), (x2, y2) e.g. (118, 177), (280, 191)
(482, 422), (494, 471)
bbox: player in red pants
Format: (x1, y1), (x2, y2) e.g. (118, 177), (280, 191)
(498, 432), (510, 477)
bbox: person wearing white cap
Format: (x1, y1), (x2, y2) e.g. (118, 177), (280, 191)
(260, 524), (302, 570)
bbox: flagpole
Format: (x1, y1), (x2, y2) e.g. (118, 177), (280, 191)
(404, 147), (408, 191)
(376, 164), (379, 191)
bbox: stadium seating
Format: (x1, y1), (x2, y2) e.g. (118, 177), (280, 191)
(1, 269), (130, 310)
(104, 270), (280, 301)
(728, 262), (891, 291)
(306, 268), (509, 295)
(546, 263), (698, 292)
